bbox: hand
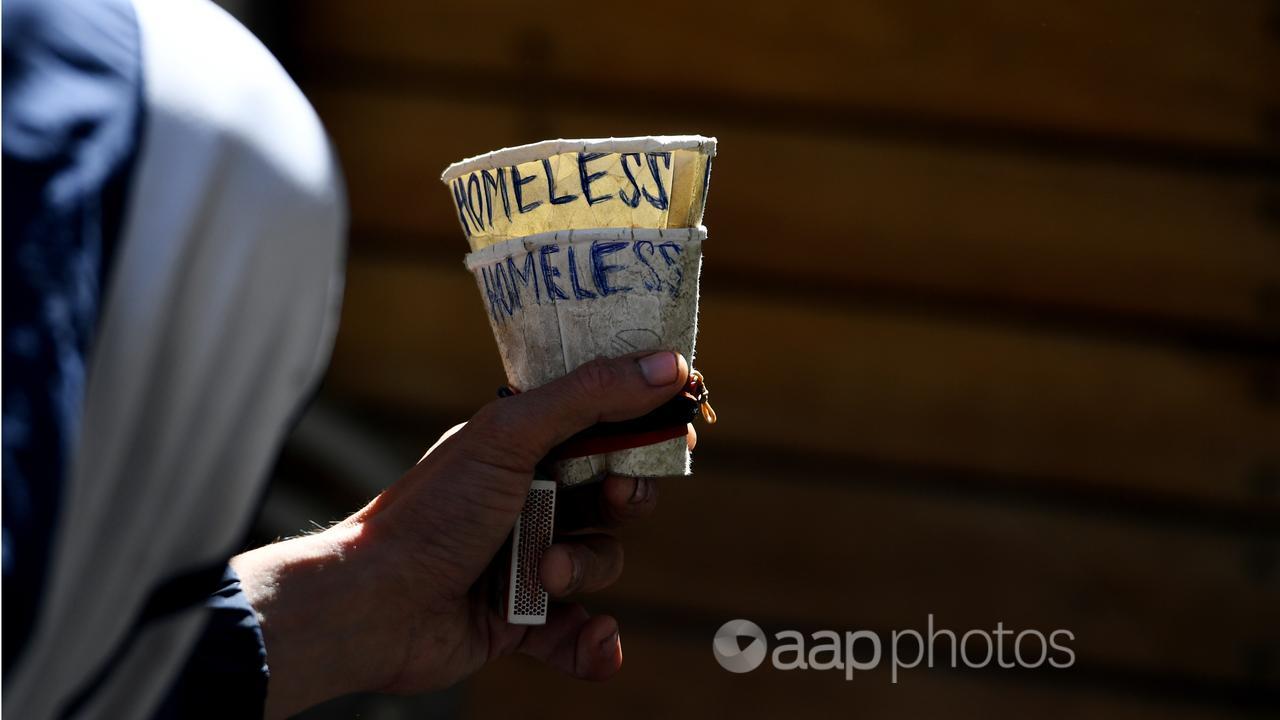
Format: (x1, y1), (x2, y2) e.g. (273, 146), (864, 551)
(231, 351), (692, 718)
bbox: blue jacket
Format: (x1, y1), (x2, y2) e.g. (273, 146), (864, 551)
(3, 0), (346, 716)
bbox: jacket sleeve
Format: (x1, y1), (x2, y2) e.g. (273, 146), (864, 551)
(151, 565), (270, 719)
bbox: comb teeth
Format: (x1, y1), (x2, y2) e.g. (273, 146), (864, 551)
(507, 480), (557, 624)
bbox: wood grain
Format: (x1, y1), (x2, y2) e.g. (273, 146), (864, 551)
(290, 0), (1280, 156)
(276, 4), (1280, 715)
(328, 259), (1280, 509)
(464, 634), (1273, 720)
(587, 462), (1279, 688)
(309, 89), (1280, 340)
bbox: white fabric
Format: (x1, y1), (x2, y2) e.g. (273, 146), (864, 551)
(2, 0), (346, 716)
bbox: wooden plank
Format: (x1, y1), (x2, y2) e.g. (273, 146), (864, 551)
(588, 463), (1279, 689)
(464, 634), (1269, 720)
(290, 0), (1280, 156)
(263, 402), (1279, 696)
(309, 89), (1280, 338)
(328, 259), (1280, 509)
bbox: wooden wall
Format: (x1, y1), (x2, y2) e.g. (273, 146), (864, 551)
(268, 1), (1280, 717)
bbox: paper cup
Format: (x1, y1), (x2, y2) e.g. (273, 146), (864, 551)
(442, 136), (716, 251)
(464, 226), (705, 486)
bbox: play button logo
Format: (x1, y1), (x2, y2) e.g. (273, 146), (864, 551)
(713, 619), (768, 673)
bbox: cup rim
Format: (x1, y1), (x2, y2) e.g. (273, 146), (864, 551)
(441, 135), (717, 183)
(463, 225), (707, 268)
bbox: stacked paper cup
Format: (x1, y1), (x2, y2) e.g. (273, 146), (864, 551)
(441, 136), (715, 486)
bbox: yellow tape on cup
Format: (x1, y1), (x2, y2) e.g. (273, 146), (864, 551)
(441, 136), (716, 251)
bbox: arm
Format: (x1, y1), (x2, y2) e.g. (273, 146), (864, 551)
(232, 350), (689, 719)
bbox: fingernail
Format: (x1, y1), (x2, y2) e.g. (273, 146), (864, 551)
(629, 477), (651, 504)
(600, 628), (620, 653)
(638, 352), (678, 386)
(567, 549), (582, 592)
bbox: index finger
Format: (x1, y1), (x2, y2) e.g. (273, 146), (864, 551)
(556, 474), (661, 533)
(471, 352), (690, 471)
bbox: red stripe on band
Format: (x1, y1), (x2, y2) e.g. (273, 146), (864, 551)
(546, 423), (688, 461)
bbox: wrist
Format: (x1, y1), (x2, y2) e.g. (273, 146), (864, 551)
(232, 520), (414, 717)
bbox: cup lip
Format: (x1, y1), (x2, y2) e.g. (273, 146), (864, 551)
(441, 135), (717, 183)
(463, 225), (707, 269)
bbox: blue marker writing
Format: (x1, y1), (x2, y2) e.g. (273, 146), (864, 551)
(590, 240), (631, 296)
(632, 240), (662, 291)
(539, 244), (569, 300)
(466, 173), (485, 230)
(642, 152), (671, 211)
(512, 164), (542, 214)
(566, 244), (597, 299)
(577, 152), (614, 206)
(452, 178), (472, 237)
(543, 158), (578, 205)
(506, 251), (540, 305)
(618, 153), (643, 208)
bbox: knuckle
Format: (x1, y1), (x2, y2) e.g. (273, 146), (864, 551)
(571, 540), (625, 593)
(460, 400), (537, 470)
(574, 357), (622, 398)
(470, 398), (507, 431)
(616, 478), (658, 517)
(543, 545), (581, 595)
(462, 402), (505, 450)
(631, 492), (658, 516)
(602, 542), (625, 582)
(591, 540), (622, 570)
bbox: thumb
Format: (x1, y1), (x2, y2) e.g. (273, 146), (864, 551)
(467, 351), (690, 471)
(354, 352), (689, 598)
